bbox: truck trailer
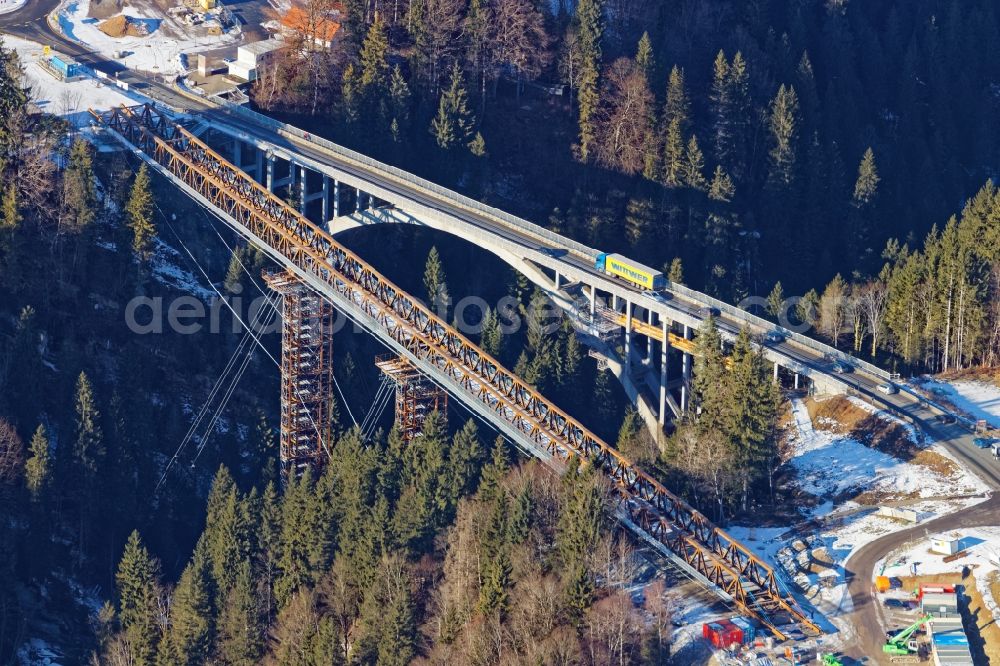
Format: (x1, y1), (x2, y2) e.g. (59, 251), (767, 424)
(594, 253), (666, 291)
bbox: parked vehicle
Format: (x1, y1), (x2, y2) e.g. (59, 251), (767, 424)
(594, 252), (666, 290)
(973, 437), (993, 449)
(877, 382), (898, 395)
(831, 360), (852, 374)
(764, 330), (785, 344)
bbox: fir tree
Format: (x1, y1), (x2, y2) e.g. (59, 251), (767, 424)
(663, 65), (690, 130)
(667, 257), (684, 285)
(709, 50), (731, 164)
(162, 540), (215, 666)
(215, 559), (263, 666)
(24, 424), (50, 503)
(661, 118), (685, 187)
(681, 135), (707, 190)
(480, 307), (504, 359)
(708, 165), (735, 202)
(359, 15), (389, 91)
(767, 282), (785, 319)
(116, 530), (161, 666)
(1, 182), (19, 230)
(340, 64), (360, 125)
(62, 138), (97, 234)
(766, 84), (800, 187)
(423, 246), (450, 315)
(126, 163), (157, 265)
(431, 62), (474, 150)
(468, 131), (486, 157)
(388, 65), (411, 141)
(575, 0), (603, 161)
(74, 371), (104, 477)
(853, 147), (880, 205)
(635, 31), (653, 78)
(478, 436), (509, 505)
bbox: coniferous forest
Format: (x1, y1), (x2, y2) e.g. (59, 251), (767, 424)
(1, 0), (1000, 664)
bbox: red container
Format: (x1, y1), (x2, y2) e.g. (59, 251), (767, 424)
(703, 620), (743, 648)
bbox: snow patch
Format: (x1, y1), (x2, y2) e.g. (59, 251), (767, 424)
(57, 0), (241, 76)
(915, 376), (1000, 430)
(0, 0), (26, 15)
(4, 36), (134, 126)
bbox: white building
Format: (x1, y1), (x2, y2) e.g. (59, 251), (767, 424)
(227, 38), (284, 82)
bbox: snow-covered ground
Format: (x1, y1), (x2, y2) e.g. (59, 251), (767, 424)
(0, 0), (26, 15)
(57, 0), (241, 76)
(913, 376), (1000, 430)
(6, 36), (134, 126)
(729, 398), (989, 651)
(877, 527), (1000, 623)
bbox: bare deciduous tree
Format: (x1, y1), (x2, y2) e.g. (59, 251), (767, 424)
(0, 418), (23, 492)
(858, 278), (890, 357)
(595, 58), (654, 176)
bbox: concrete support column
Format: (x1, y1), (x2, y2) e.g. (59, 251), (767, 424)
(589, 286), (596, 317)
(624, 300), (633, 368)
(299, 165), (308, 214)
(612, 293), (619, 311)
(356, 187), (362, 212)
(646, 308), (654, 364)
(773, 361), (780, 384)
(659, 319), (669, 425)
(233, 140), (242, 168)
(333, 180), (340, 217)
(321, 176), (330, 222)
(266, 155), (275, 191)
(794, 373), (800, 390)
(554, 271), (561, 290)
(681, 324), (692, 412)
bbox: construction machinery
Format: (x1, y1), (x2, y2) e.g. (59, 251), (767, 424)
(820, 654), (843, 666)
(883, 614), (932, 656)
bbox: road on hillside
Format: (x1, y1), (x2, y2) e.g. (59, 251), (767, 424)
(843, 493), (999, 663)
(0, 0), (207, 111)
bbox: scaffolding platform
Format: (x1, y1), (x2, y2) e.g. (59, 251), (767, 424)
(375, 355), (447, 442)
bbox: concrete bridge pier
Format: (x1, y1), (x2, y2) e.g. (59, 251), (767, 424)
(333, 180), (340, 217)
(624, 300), (633, 368)
(232, 140), (260, 179)
(646, 308), (654, 366)
(680, 324), (692, 412)
(659, 319), (669, 425)
(266, 154), (296, 194)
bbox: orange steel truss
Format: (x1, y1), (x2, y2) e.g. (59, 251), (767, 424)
(263, 269), (336, 480)
(375, 355), (448, 443)
(92, 104), (820, 641)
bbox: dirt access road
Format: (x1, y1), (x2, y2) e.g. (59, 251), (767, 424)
(843, 493), (999, 663)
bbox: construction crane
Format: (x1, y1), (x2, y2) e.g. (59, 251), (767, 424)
(883, 614), (932, 655)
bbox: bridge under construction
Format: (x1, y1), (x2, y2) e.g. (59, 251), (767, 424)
(92, 103), (823, 641)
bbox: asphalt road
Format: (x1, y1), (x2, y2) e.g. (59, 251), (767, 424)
(844, 493), (1000, 663)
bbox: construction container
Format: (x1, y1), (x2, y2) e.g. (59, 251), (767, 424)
(922, 592), (959, 618)
(730, 616), (755, 644)
(931, 534), (960, 555)
(49, 54), (81, 78)
(702, 620), (743, 648)
(918, 583), (955, 599)
(875, 575), (891, 592)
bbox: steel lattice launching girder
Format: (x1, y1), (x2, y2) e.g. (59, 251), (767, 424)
(91, 103), (820, 641)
